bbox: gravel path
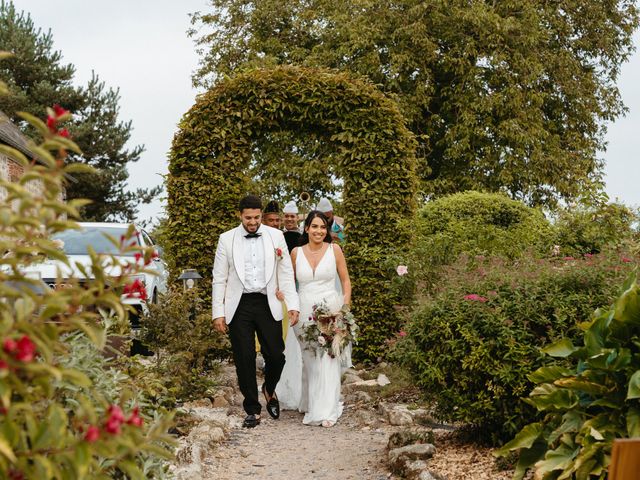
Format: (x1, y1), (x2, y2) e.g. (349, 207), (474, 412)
(203, 405), (392, 480)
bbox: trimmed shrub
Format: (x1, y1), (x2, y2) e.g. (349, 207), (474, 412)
(414, 192), (554, 274)
(167, 66), (418, 361)
(393, 250), (637, 444)
(497, 271), (640, 479)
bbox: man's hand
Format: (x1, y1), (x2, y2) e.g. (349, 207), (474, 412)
(288, 310), (300, 326)
(213, 317), (227, 333)
(275, 288), (285, 301)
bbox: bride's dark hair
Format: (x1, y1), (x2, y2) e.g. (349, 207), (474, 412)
(299, 210), (333, 246)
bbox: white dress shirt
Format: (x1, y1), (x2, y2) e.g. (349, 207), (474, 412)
(242, 225), (267, 294)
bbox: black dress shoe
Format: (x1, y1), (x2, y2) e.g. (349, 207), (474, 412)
(242, 414), (261, 428)
(262, 384), (280, 419)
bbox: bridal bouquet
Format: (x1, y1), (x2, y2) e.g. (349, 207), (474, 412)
(300, 301), (358, 358)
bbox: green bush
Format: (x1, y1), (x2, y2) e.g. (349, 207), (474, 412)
(393, 250), (636, 444)
(497, 271), (640, 479)
(414, 191), (553, 275)
(139, 287), (230, 405)
(552, 202), (639, 257)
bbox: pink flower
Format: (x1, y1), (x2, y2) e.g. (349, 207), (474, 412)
(275, 248), (283, 259)
(3, 338), (17, 354)
(584, 253), (594, 258)
(46, 116), (57, 133)
(622, 257), (633, 263)
(563, 256), (575, 261)
(396, 265), (409, 276)
(104, 405), (125, 435)
(84, 425), (100, 442)
(53, 104), (69, 117)
(464, 294), (489, 303)
(15, 336), (36, 362)
(123, 279), (147, 301)
(398, 330), (407, 337)
(126, 407), (143, 427)
(0, 360), (8, 370)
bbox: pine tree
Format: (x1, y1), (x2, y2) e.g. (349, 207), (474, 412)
(0, 0), (160, 220)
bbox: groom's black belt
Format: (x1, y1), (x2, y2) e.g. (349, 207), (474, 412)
(242, 292), (267, 297)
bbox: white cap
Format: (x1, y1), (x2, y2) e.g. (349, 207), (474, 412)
(283, 201), (298, 214)
(317, 198), (333, 213)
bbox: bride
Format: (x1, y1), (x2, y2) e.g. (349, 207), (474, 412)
(281, 210), (352, 427)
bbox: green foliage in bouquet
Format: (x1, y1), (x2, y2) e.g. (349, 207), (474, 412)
(393, 251), (636, 444)
(0, 85), (173, 477)
(496, 270), (640, 479)
(139, 287), (230, 405)
(299, 302), (357, 359)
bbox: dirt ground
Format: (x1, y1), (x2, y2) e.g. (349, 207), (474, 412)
(202, 405), (392, 480)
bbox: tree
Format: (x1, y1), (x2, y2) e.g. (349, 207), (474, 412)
(0, 0), (160, 220)
(189, 0), (639, 207)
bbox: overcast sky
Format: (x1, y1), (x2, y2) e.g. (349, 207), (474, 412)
(10, 1), (640, 222)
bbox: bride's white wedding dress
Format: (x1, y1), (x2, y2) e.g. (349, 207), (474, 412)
(275, 319), (303, 410)
(293, 244), (347, 426)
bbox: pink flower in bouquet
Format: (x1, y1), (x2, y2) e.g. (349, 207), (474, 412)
(396, 265), (409, 276)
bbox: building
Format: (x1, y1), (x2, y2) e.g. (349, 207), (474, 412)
(0, 110), (48, 202)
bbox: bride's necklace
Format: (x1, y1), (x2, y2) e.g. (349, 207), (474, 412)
(307, 244), (324, 255)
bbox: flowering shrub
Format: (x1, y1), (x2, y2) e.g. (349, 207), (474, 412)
(393, 250), (637, 444)
(0, 92), (173, 477)
(139, 287), (230, 405)
(496, 271), (640, 479)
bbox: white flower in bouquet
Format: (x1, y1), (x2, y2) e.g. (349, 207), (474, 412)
(318, 336), (326, 346)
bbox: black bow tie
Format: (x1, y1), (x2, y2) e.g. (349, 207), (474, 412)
(245, 232), (262, 239)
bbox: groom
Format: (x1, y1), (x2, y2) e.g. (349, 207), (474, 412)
(212, 195), (300, 428)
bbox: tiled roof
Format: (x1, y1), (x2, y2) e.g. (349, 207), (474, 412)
(0, 110), (34, 159)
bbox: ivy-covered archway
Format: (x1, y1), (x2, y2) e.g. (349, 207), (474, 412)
(167, 66), (417, 359)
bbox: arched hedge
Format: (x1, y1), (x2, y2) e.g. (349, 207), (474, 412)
(167, 66), (417, 360)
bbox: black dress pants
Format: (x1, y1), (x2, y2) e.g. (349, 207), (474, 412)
(229, 293), (286, 415)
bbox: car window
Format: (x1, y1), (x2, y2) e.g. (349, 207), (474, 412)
(53, 227), (139, 256)
(141, 230), (154, 247)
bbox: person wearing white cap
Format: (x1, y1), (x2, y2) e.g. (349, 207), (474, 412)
(282, 201), (302, 253)
(316, 198), (345, 242)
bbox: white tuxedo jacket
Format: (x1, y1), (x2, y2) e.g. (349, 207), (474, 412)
(212, 224), (299, 324)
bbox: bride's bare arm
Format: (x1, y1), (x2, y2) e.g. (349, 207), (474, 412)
(291, 247), (298, 279)
(276, 247), (298, 301)
(333, 244), (351, 307)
